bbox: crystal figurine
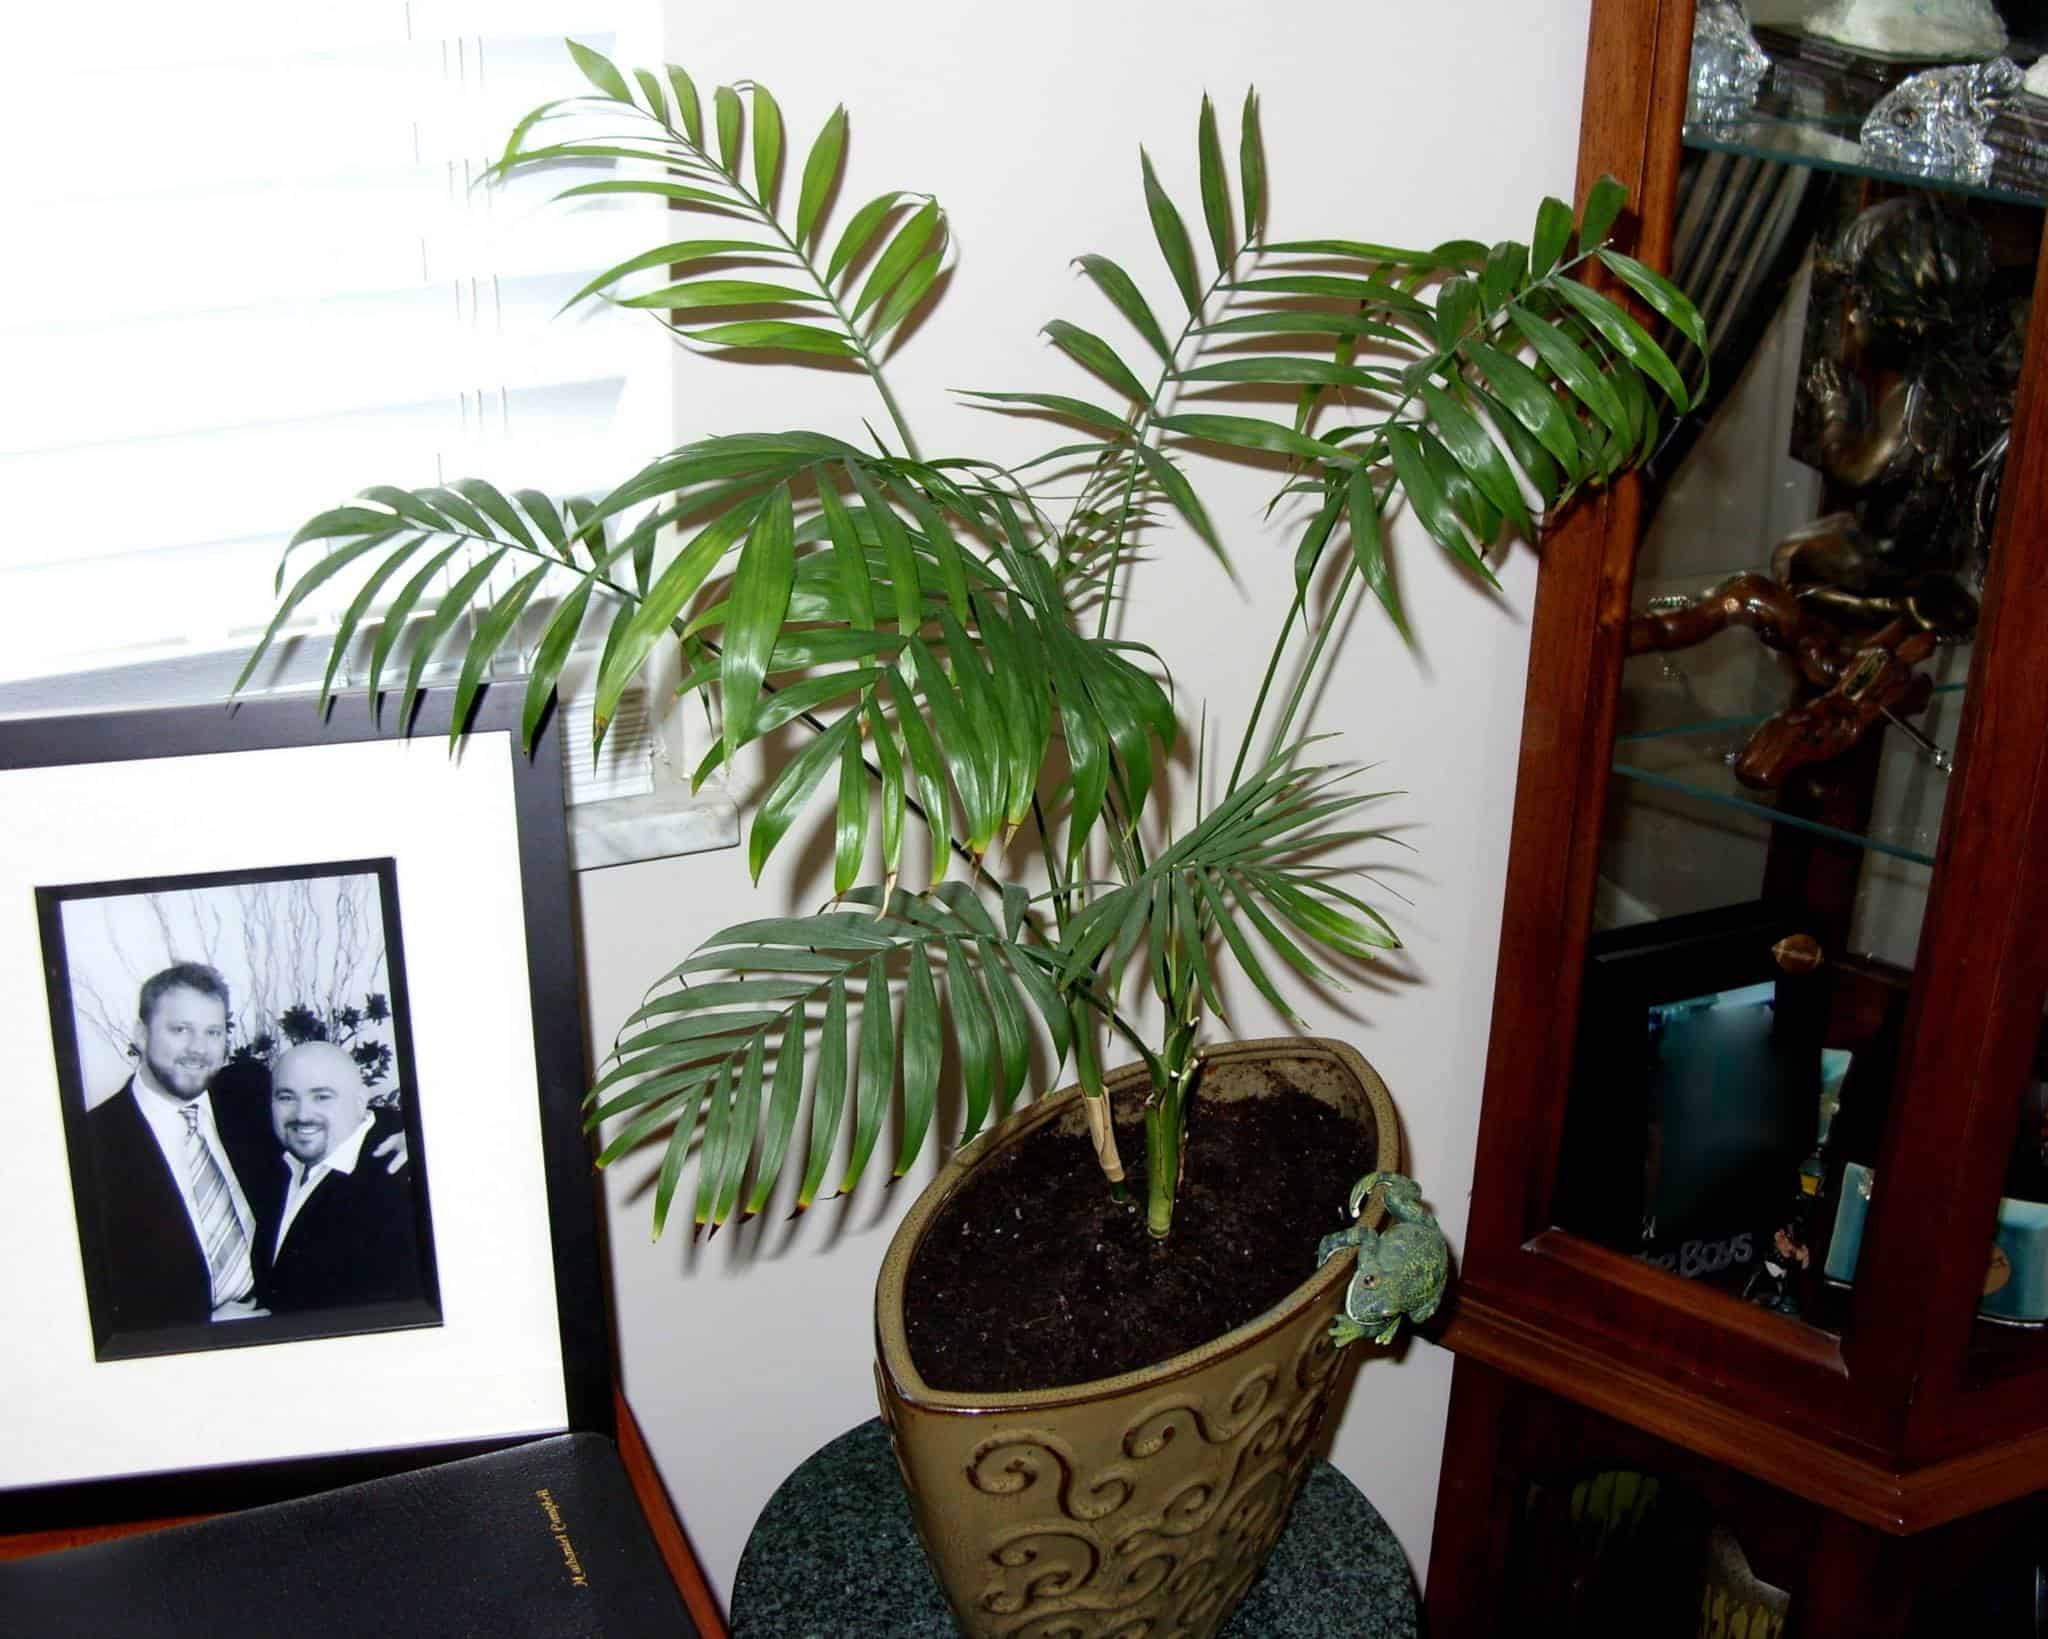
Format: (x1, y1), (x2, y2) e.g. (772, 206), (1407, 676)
(1861, 57), (2022, 183)
(1690, 0), (1773, 129)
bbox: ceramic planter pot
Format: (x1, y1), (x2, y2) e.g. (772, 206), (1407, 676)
(874, 1036), (1400, 1639)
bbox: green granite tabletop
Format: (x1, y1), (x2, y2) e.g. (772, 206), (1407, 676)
(730, 1418), (1418, 1638)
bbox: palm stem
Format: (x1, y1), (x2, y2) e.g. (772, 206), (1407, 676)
(1223, 596), (1302, 793)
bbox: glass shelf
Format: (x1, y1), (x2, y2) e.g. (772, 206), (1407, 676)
(1610, 683), (1965, 869)
(1684, 24), (2048, 211)
(1684, 115), (2048, 210)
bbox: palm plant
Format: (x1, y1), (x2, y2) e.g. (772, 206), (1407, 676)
(246, 42), (1703, 1242)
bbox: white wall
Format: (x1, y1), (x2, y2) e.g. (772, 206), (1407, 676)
(580, 0), (1594, 1609)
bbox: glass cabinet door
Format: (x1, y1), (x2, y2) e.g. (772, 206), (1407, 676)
(1547, 15), (2046, 1351)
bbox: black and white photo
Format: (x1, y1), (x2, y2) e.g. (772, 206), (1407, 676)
(39, 861), (440, 1362)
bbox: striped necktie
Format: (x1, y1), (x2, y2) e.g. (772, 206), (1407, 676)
(180, 1104), (253, 1309)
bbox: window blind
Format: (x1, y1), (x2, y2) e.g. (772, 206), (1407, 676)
(1, 2), (662, 741)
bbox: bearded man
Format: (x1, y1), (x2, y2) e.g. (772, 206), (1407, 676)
(254, 1039), (425, 1313)
(80, 963), (266, 1335)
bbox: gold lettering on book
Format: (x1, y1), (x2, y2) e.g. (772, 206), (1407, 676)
(533, 1487), (590, 1589)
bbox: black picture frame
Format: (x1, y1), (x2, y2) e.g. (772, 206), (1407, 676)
(0, 688), (609, 1532)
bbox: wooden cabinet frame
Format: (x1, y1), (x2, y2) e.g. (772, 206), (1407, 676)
(1432, 2), (2048, 1624)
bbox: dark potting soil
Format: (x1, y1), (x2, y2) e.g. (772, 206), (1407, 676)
(903, 1082), (1372, 1393)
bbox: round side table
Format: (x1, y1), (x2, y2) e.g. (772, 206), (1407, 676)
(730, 1419), (1417, 1637)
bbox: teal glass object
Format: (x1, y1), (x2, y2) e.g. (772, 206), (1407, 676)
(1981, 1198), (2048, 1324)
(1824, 1161), (1874, 1285)
(1826, 1161), (2048, 1323)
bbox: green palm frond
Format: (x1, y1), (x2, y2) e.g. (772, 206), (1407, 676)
(596, 884), (1074, 1234)
(251, 430), (1177, 886)
(1056, 740), (1401, 1022)
(496, 43), (947, 396)
(963, 95), (1703, 649)
(592, 742), (1395, 1237)
(958, 94), (1277, 622)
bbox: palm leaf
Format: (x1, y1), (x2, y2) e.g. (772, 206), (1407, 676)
(1043, 319), (1151, 407)
(1139, 148), (1201, 313)
(1238, 88), (1264, 239)
(721, 484), (797, 759)
(795, 105), (848, 248)
(1074, 254), (1173, 363)
(1196, 95), (1232, 271)
(750, 82), (784, 207)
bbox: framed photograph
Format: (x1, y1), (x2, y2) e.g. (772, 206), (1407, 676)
(0, 689), (607, 1528)
(1552, 901), (1828, 1275)
(41, 855), (439, 1363)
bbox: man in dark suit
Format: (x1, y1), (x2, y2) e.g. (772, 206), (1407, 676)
(81, 963), (267, 1339)
(78, 963), (413, 1345)
(253, 1040), (425, 1313)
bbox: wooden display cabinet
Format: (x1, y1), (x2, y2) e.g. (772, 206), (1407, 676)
(1428, 3), (2048, 1632)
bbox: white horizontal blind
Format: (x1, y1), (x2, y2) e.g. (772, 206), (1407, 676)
(0, 3), (658, 699)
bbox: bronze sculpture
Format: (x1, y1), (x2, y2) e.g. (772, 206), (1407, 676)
(1626, 191), (2022, 788)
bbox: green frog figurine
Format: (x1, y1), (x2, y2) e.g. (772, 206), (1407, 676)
(1317, 1173), (1450, 1347)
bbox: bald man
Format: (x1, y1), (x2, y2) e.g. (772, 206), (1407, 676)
(252, 1041), (426, 1314)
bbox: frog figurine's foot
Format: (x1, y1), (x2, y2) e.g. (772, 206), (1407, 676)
(1317, 1224), (1367, 1268)
(1330, 1315), (1371, 1347)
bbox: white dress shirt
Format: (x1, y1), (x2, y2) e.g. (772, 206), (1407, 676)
(127, 1072), (258, 1308)
(272, 1115), (376, 1260)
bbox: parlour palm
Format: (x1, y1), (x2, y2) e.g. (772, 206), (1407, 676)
(245, 43), (1704, 1238)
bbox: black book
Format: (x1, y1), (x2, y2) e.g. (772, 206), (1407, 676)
(0, 1434), (701, 1638)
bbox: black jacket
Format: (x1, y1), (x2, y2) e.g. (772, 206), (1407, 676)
(249, 1134), (427, 1314)
(77, 1066), (275, 1342)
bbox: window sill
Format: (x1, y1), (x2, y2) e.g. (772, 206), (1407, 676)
(0, 647), (740, 873)
(569, 785), (739, 871)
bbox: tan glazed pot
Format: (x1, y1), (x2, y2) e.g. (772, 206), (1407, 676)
(874, 1036), (1400, 1639)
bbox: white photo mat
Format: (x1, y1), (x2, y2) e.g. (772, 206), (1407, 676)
(2, 730), (570, 1491)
